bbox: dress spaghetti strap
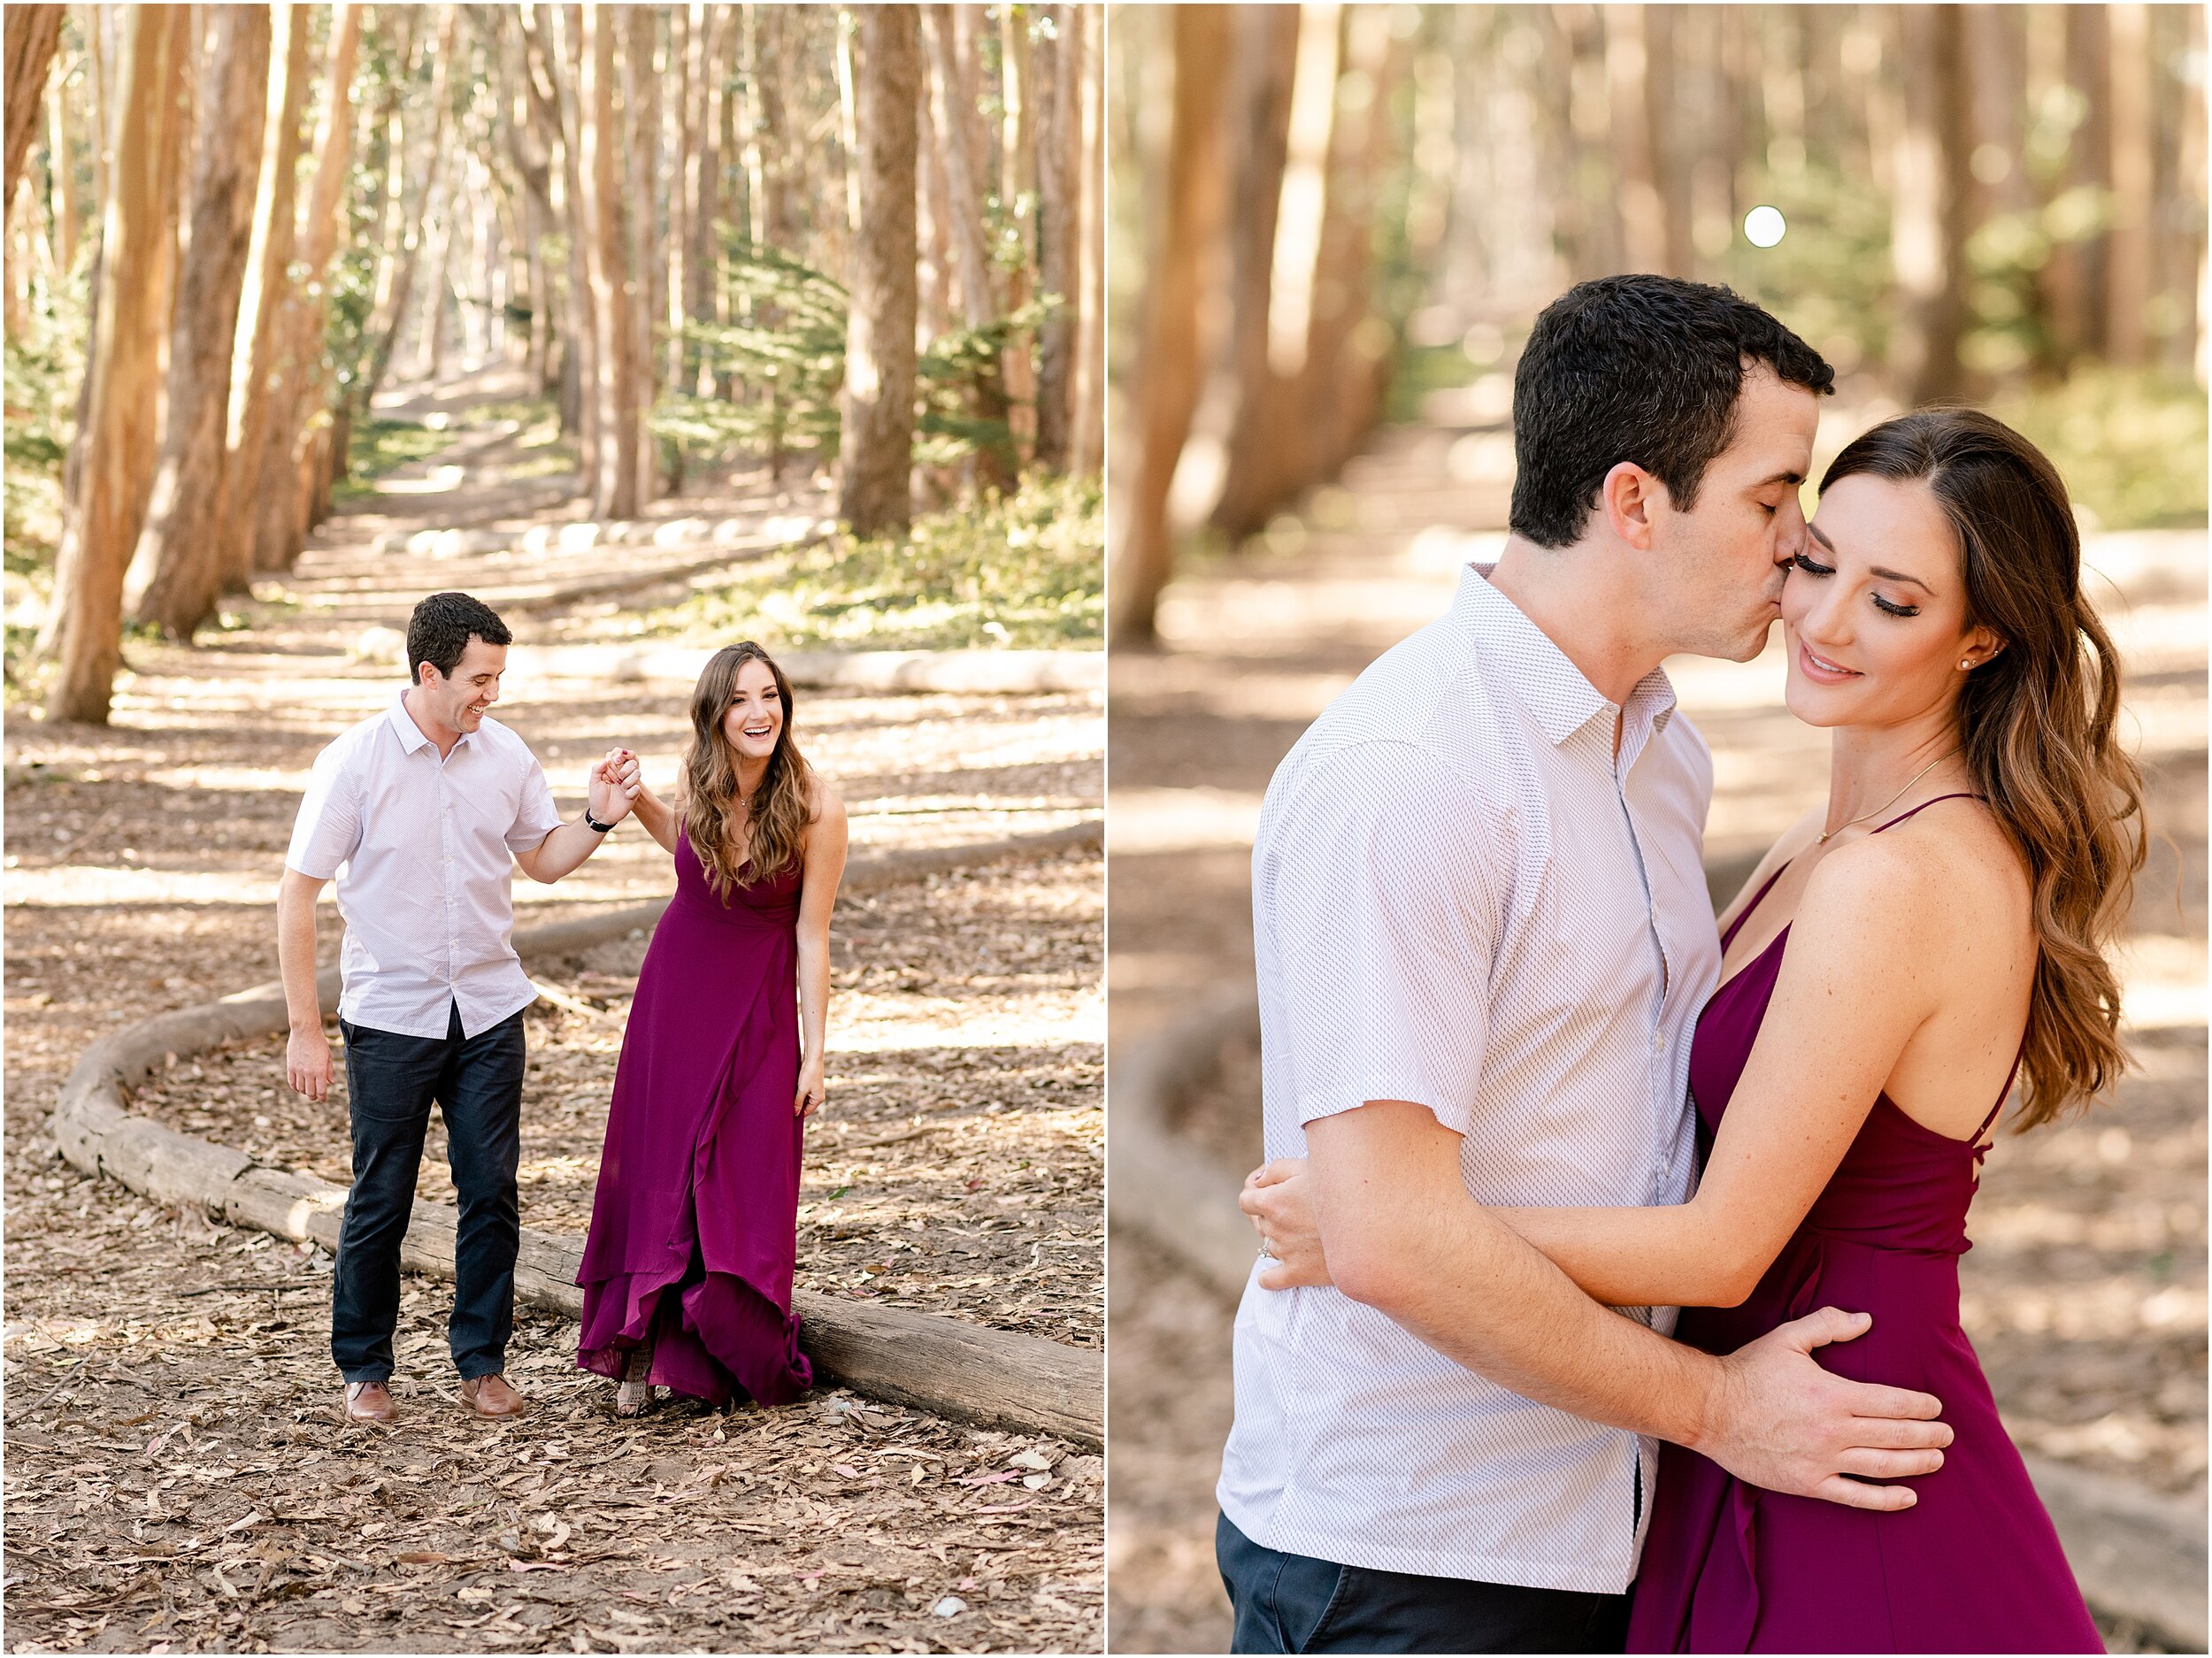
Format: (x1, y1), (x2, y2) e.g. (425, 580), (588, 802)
(1867, 791), (1983, 836)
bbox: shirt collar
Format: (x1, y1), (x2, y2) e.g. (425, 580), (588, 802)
(1455, 564), (1678, 748)
(385, 690), (470, 756)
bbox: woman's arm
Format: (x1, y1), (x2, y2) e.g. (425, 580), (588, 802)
(792, 786), (849, 1117)
(1250, 833), (1951, 1307)
(629, 776), (681, 855)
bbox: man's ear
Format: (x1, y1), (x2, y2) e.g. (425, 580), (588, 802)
(1599, 462), (1667, 552)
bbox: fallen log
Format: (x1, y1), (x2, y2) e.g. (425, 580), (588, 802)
(49, 821), (1105, 1447)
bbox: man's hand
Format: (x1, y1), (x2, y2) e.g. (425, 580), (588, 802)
(1697, 1307), (1951, 1511)
(288, 1025), (334, 1102)
(1241, 1158), (1331, 1289)
(588, 749), (641, 825)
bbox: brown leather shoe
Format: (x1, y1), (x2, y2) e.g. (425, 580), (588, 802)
(340, 1381), (397, 1425)
(458, 1373), (529, 1418)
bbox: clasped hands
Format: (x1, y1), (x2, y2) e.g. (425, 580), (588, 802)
(588, 748), (644, 826)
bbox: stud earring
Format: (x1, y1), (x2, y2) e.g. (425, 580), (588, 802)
(1959, 658), (1973, 671)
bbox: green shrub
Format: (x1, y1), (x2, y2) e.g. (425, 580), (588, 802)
(641, 472), (1102, 652)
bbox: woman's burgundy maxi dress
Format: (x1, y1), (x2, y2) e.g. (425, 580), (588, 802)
(1627, 797), (2102, 1654)
(575, 828), (812, 1407)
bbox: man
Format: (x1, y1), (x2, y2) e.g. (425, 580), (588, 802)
(1215, 277), (1955, 1651)
(280, 591), (639, 1426)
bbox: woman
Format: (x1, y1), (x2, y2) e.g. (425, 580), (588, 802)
(575, 641), (849, 1416)
(1241, 410), (2144, 1653)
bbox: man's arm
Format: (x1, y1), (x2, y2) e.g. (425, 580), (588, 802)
(1309, 1101), (1952, 1512)
(277, 867), (333, 1101)
(512, 750), (640, 883)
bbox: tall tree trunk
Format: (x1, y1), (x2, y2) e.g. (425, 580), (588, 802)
(1891, 2), (1970, 402)
(580, 2), (638, 519)
(922, 2), (1014, 492)
(42, 4), (186, 724)
(549, 3), (596, 459)
(1109, 4), (1227, 647)
(1205, 4), (1302, 541)
(626, 4), (658, 504)
(5, 5), (65, 211)
(127, 4), (273, 639)
(49, 61), (81, 272)
(664, 3), (689, 396)
(1030, 3), (1078, 471)
(1606, 4), (1666, 274)
(840, 4), (918, 537)
(2105, 2), (2154, 365)
(250, 1), (363, 573)
(684, 1), (726, 395)
(211, 2), (311, 596)
(2043, 5), (2111, 366)
(1070, 0), (1102, 476)
(362, 5), (457, 408)
(999, 4), (1035, 464)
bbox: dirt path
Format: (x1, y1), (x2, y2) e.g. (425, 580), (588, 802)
(5, 371), (1104, 1654)
(1105, 424), (2206, 1653)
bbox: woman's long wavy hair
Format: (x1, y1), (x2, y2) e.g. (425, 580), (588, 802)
(1820, 409), (2146, 1130)
(682, 642), (818, 897)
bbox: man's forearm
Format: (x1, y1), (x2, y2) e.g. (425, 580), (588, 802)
(1310, 1101), (1721, 1450)
(519, 817), (609, 883)
(1360, 1194), (1723, 1448)
(276, 883), (324, 1033)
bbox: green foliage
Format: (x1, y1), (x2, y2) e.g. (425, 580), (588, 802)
(1991, 368), (2208, 530)
(331, 418), (456, 503)
(639, 473), (1103, 652)
(651, 237), (1056, 478)
(651, 241), (849, 462)
(1723, 159), (1899, 381)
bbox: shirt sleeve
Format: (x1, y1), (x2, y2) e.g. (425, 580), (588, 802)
(1263, 742), (1502, 1137)
(505, 747), (565, 853)
(284, 742), (362, 880)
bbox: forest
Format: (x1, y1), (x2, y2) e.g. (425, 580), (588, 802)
(4, 3), (1106, 724)
(1110, 3), (2209, 641)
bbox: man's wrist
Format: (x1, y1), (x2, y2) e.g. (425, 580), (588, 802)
(582, 806), (615, 833)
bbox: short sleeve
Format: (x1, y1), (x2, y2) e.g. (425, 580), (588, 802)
(1263, 743), (1501, 1137)
(505, 747), (564, 853)
(285, 742), (362, 879)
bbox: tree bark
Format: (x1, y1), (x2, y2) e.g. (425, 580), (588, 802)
(43, 4), (187, 724)
(580, 2), (638, 519)
(1108, 4), (1227, 647)
(921, 3), (1013, 492)
(1030, 3), (1078, 471)
(250, 1), (363, 573)
(840, 4), (919, 537)
(362, 6), (457, 409)
(5, 4), (65, 213)
(2042, 5), (2111, 366)
(1070, 0), (1103, 476)
(626, 4), (658, 503)
(1891, 2), (1970, 402)
(2105, 2), (2154, 365)
(210, 2), (311, 597)
(127, 5), (273, 640)
(998, 4), (1035, 464)
(1204, 4), (1302, 542)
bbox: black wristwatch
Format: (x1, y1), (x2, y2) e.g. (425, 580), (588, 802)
(583, 807), (615, 833)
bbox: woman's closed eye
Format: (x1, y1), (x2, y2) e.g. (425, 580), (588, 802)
(1792, 551), (1919, 618)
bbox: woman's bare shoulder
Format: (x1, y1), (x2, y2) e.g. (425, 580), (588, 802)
(1801, 797), (2027, 956)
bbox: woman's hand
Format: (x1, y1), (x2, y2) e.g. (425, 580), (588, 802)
(795, 1057), (826, 1119)
(1240, 1156), (1333, 1290)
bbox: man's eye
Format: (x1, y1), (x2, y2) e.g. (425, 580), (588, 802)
(1793, 553), (1834, 576)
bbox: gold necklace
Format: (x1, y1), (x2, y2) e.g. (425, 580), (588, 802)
(1816, 753), (1959, 845)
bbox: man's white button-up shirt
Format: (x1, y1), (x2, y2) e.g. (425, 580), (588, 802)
(285, 695), (564, 1040)
(1217, 564), (1722, 1594)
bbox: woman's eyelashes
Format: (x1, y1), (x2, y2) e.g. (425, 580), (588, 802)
(1791, 550), (1920, 618)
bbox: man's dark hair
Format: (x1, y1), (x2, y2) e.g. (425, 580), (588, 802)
(406, 592), (511, 684)
(1508, 275), (1835, 548)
